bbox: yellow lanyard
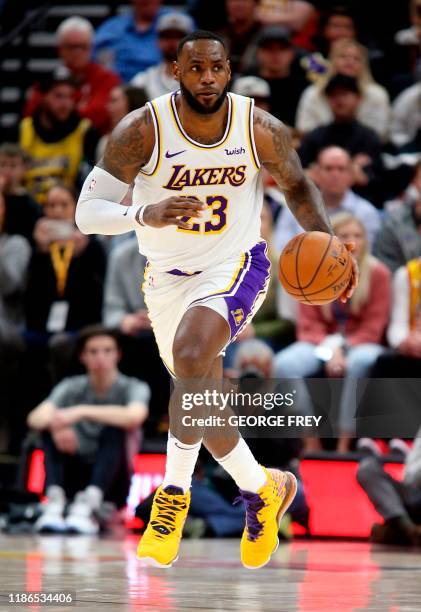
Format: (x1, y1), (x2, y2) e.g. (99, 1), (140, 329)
(50, 241), (74, 297)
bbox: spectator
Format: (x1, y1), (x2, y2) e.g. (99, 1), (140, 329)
(22, 184), (106, 411)
(27, 325), (149, 534)
(296, 39), (391, 141)
(275, 146), (381, 251)
(103, 236), (169, 430)
(312, 5), (357, 57)
(131, 13), (193, 98)
(371, 257), (421, 378)
(298, 74), (384, 204)
(274, 213), (391, 453)
(0, 143), (42, 244)
(216, 0), (262, 75)
(24, 17), (121, 135)
(96, 85), (148, 162)
(20, 69), (98, 205)
(357, 426), (421, 545)
(257, 0), (316, 33)
(390, 81), (421, 153)
(231, 75), (270, 111)
(246, 26), (309, 126)
(0, 191), (31, 451)
(374, 181), (421, 273)
(94, 0), (170, 82)
(392, 0), (421, 94)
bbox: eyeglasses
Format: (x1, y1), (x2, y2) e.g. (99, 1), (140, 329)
(60, 43), (90, 51)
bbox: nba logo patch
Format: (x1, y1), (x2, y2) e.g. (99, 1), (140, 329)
(231, 308), (244, 326)
(88, 178), (96, 191)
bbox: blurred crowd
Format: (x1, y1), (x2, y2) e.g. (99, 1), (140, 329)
(0, 0), (420, 542)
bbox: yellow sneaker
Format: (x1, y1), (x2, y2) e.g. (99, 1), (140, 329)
(237, 467), (297, 569)
(136, 485), (190, 568)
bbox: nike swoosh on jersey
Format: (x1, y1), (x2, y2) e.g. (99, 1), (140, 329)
(165, 150), (186, 158)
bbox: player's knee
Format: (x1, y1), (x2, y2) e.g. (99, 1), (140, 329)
(173, 341), (209, 379)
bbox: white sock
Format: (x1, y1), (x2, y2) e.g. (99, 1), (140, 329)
(161, 434), (202, 493)
(215, 438), (266, 493)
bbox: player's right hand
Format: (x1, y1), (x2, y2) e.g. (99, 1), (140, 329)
(141, 197), (206, 229)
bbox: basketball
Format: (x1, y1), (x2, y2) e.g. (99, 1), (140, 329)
(279, 231), (352, 305)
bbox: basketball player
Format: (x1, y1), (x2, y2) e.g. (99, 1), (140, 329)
(76, 31), (357, 569)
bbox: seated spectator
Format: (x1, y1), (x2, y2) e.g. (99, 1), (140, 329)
(357, 425), (421, 545)
(96, 85), (148, 162)
(94, 0), (170, 82)
(298, 74), (384, 204)
(274, 213), (391, 453)
(24, 17), (121, 135)
(392, 0), (421, 95)
(103, 236), (169, 430)
(131, 13), (193, 98)
(246, 26), (309, 127)
(0, 143), (42, 244)
(20, 69), (98, 204)
(371, 256), (421, 378)
(296, 39), (391, 141)
(232, 75), (270, 111)
(312, 5), (357, 57)
(0, 191), (31, 451)
(374, 181), (421, 272)
(390, 81), (421, 153)
(216, 0), (262, 76)
(27, 325), (149, 534)
(22, 184), (106, 409)
(257, 0), (317, 51)
(275, 146), (381, 251)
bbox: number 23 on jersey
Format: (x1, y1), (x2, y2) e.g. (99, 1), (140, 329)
(177, 195), (228, 234)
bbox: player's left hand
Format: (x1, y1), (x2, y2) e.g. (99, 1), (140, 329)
(340, 242), (359, 303)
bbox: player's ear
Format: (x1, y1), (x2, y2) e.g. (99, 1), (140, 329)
(173, 61), (180, 82)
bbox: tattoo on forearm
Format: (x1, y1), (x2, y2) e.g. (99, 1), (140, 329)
(98, 106), (152, 183)
(254, 108), (333, 235)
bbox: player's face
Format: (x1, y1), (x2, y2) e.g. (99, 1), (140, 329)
(44, 186), (76, 221)
(335, 221), (365, 261)
(175, 40), (231, 114)
(80, 336), (120, 374)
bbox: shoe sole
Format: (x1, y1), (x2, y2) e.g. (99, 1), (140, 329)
(136, 555), (178, 568)
(242, 471), (298, 570)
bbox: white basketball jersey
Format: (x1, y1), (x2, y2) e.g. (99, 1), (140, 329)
(133, 91), (263, 272)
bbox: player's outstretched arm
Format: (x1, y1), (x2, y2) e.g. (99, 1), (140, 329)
(76, 105), (205, 234)
(253, 107), (358, 300)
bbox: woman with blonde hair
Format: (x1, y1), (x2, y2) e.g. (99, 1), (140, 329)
(274, 213), (391, 452)
(296, 39), (391, 140)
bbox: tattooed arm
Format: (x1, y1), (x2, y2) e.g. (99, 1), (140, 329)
(254, 107), (333, 234)
(76, 105), (205, 234)
(253, 107), (358, 300)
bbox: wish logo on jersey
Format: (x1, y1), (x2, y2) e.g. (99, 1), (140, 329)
(163, 164), (247, 191)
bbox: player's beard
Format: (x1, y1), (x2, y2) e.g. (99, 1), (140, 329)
(180, 81), (229, 115)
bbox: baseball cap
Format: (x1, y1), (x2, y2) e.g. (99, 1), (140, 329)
(256, 26), (292, 48)
(325, 74), (360, 95)
(157, 12), (194, 34)
(232, 76), (270, 98)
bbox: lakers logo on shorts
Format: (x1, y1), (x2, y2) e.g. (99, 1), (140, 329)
(231, 308), (245, 326)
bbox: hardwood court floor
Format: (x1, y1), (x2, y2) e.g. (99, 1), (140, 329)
(0, 534), (420, 611)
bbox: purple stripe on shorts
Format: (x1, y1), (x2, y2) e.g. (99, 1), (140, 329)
(225, 241), (271, 339)
(167, 269), (202, 276)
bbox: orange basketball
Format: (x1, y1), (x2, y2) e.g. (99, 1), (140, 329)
(279, 231), (352, 305)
